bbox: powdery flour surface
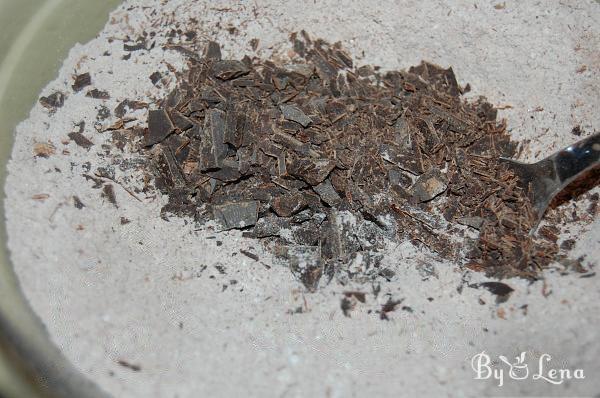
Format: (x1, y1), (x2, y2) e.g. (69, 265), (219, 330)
(4, 1), (600, 397)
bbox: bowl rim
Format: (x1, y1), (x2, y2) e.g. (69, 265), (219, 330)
(0, 1), (121, 397)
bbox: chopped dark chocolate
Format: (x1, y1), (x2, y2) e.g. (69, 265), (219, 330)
(313, 179), (341, 206)
(124, 40), (146, 52)
(379, 297), (403, 320)
(213, 60), (250, 81)
(72, 73), (92, 92)
(73, 196), (85, 209)
(145, 109), (175, 146)
(340, 297), (354, 317)
(204, 41), (222, 61)
(68, 132), (93, 149)
(150, 71), (162, 85)
(199, 109), (228, 169)
(272, 191), (308, 217)
(86, 89), (110, 99)
(240, 249), (259, 261)
(124, 32), (571, 290)
(279, 104), (312, 127)
(474, 281), (514, 303)
(101, 184), (117, 208)
(213, 201), (259, 230)
(114, 100), (148, 118)
(39, 92), (65, 109)
(343, 291), (366, 303)
(411, 168), (447, 202)
(457, 216), (484, 230)
(287, 158), (336, 186)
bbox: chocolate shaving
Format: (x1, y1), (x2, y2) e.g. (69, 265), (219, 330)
(39, 92), (65, 110)
(72, 73), (92, 92)
(68, 132), (93, 149)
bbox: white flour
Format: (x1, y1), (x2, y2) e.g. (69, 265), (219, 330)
(4, 1), (600, 397)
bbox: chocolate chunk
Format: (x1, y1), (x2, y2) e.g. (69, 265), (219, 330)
(379, 143), (424, 175)
(117, 359), (141, 372)
(114, 100), (148, 118)
(379, 297), (403, 320)
(250, 216), (291, 238)
(155, 146), (186, 190)
(86, 89), (110, 99)
(457, 216), (484, 230)
(145, 109), (175, 146)
(72, 73), (92, 92)
(101, 184), (117, 208)
(313, 179), (341, 206)
(213, 60), (250, 81)
(279, 104), (312, 127)
(272, 132), (316, 157)
(150, 71), (162, 85)
(213, 201), (259, 230)
(39, 92), (65, 109)
(168, 109), (194, 131)
(223, 109), (245, 148)
(409, 61), (460, 97)
(124, 41), (146, 51)
(73, 196), (85, 209)
(560, 239), (576, 251)
(207, 166), (241, 182)
(410, 168), (447, 202)
(199, 109), (228, 170)
(204, 41), (222, 61)
(240, 249), (259, 261)
(272, 191), (309, 217)
(287, 158), (336, 186)
(68, 132), (93, 149)
(475, 282), (514, 303)
(96, 106), (110, 123)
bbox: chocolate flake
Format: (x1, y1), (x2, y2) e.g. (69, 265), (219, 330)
(150, 71), (162, 85)
(213, 60), (250, 81)
(73, 196), (85, 209)
(411, 168), (447, 202)
(199, 109), (228, 169)
(343, 291), (366, 303)
(145, 109), (175, 146)
(213, 201), (259, 230)
(124, 40), (147, 52)
(340, 297), (354, 317)
(114, 100), (148, 118)
(379, 297), (403, 320)
(72, 73), (92, 92)
(474, 281), (514, 303)
(240, 249), (259, 261)
(39, 92), (65, 110)
(68, 132), (93, 149)
(313, 179), (341, 206)
(116, 360), (141, 372)
(86, 89), (110, 99)
(280, 104), (312, 127)
(204, 41), (222, 61)
(101, 184), (118, 208)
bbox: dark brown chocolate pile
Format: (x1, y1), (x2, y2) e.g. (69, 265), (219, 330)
(134, 32), (560, 288)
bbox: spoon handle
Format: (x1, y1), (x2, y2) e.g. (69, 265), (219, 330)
(551, 132), (600, 189)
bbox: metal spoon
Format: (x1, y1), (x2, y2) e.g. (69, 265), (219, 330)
(500, 132), (599, 231)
